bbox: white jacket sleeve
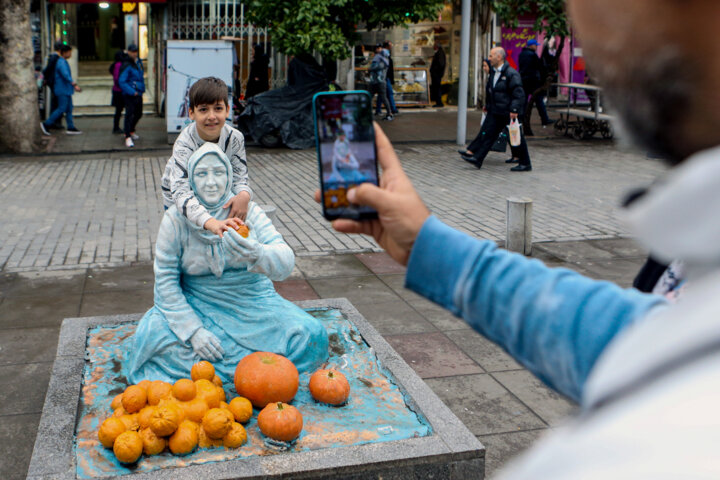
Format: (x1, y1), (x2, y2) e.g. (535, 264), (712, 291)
(228, 130), (253, 199)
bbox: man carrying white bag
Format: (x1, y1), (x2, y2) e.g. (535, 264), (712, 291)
(459, 47), (533, 172)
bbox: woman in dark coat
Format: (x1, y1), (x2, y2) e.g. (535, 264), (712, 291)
(245, 44), (270, 98)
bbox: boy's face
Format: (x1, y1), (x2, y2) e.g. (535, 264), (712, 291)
(189, 100), (230, 142)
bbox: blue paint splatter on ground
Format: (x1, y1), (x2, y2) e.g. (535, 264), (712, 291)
(75, 308), (431, 478)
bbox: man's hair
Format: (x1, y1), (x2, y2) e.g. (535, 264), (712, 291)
(53, 41), (64, 51)
(189, 77), (229, 110)
(382, 41), (391, 49)
(58, 44), (72, 53)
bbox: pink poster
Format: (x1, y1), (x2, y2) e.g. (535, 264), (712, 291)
(500, 18), (538, 71)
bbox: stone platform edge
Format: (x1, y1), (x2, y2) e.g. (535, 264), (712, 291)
(27, 298), (485, 479)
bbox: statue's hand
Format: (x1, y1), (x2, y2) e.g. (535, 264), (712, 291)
(190, 328), (225, 361)
(225, 229), (263, 262)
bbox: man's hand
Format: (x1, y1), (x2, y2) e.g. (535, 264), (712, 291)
(510, 113), (518, 120)
(224, 191), (251, 221)
(204, 217), (244, 237)
(73, 84), (82, 93)
(190, 328), (225, 362)
(314, 123), (430, 266)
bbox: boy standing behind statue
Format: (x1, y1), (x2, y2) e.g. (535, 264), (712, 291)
(161, 77), (253, 236)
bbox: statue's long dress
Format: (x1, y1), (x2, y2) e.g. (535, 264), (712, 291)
(124, 202), (328, 384)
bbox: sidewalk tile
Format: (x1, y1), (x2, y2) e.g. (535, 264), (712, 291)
(0, 270), (85, 298)
(294, 255), (372, 278)
(0, 413), (40, 480)
(85, 264), (154, 292)
(424, 374), (547, 436)
(0, 362), (52, 415)
(0, 327), (60, 366)
(384, 332), (483, 378)
(308, 276), (399, 305)
(353, 301), (437, 336)
(0, 295), (81, 329)
(445, 329), (522, 372)
(477, 430), (546, 478)
(273, 279), (319, 301)
(355, 252), (407, 275)
(492, 370), (577, 426)
(79, 289), (153, 317)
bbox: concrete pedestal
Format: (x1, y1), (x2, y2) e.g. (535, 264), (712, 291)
(28, 298), (484, 479)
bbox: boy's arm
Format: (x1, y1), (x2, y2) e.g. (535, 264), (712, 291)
(226, 131), (253, 220)
(167, 139), (213, 230)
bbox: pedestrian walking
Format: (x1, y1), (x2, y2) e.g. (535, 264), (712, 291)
(461, 47), (532, 171)
(118, 44), (145, 148)
(40, 44), (82, 136)
(376, 41), (399, 116)
(519, 38), (551, 131)
(368, 44), (393, 121)
(41, 42), (64, 130)
(430, 42), (446, 107)
(109, 50), (127, 134)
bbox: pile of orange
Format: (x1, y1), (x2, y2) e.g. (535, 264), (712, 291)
(97, 361), (254, 464)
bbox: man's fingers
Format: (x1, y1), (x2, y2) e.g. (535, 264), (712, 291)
(314, 189), (321, 203)
(332, 219), (375, 236)
(348, 182), (393, 211)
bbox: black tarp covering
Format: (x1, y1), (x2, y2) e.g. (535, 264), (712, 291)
(238, 55), (328, 149)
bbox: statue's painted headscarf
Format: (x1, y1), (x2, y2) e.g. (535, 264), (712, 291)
(186, 142), (234, 277)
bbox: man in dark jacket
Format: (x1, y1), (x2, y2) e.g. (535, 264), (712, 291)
(460, 47), (532, 171)
(42, 42), (64, 129)
(519, 38), (551, 129)
(429, 42), (446, 107)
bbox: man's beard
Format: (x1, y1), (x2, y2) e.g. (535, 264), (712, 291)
(598, 47), (694, 165)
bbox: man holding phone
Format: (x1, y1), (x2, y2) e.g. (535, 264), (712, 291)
(313, 0), (720, 477)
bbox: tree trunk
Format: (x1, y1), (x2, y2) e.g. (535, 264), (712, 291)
(0, 0), (40, 153)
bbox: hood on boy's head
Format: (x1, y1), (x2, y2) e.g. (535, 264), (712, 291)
(187, 142), (234, 208)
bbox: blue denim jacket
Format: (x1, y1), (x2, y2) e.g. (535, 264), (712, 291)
(118, 59), (146, 96)
(53, 57), (75, 96)
(405, 216), (666, 401)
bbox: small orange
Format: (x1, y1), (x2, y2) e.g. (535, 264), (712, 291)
(137, 405), (155, 429)
(119, 414), (139, 432)
(191, 361), (215, 382)
(195, 379), (221, 408)
(149, 403), (182, 437)
(112, 406), (126, 417)
(122, 385), (147, 414)
(98, 417), (127, 448)
(212, 375), (223, 388)
(113, 430), (143, 464)
(182, 398), (209, 423)
(147, 380), (172, 406)
(202, 408), (233, 439)
(216, 386), (227, 403)
(234, 224), (250, 238)
(222, 422), (247, 448)
(173, 378), (196, 401)
(110, 393), (123, 410)
(168, 420), (199, 455)
(139, 427), (166, 456)
(137, 379), (152, 392)
(228, 397), (253, 424)
(198, 426), (223, 449)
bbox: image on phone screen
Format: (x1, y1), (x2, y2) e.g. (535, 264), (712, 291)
(314, 91), (379, 221)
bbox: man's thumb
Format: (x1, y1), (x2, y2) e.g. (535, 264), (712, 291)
(348, 183), (391, 210)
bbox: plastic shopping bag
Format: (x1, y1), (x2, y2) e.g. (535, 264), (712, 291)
(508, 118), (521, 147)
(480, 111), (487, 127)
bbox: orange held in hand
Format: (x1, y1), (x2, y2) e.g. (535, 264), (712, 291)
(309, 369), (351, 405)
(257, 402), (303, 442)
(233, 224), (250, 238)
(234, 351), (299, 408)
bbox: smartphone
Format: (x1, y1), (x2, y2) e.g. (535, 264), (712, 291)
(313, 90), (379, 221)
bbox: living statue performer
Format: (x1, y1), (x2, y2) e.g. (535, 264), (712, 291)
(125, 142), (328, 384)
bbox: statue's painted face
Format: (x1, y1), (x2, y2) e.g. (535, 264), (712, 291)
(194, 155), (227, 205)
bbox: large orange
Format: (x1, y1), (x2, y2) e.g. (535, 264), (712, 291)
(198, 426), (223, 449)
(168, 420), (199, 455)
(191, 361), (215, 382)
(223, 422), (247, 448)
(137, 405), (156, 429)
(110, 393), (123, 410)
(234, 352), (299, 408)
(119, 414), (139, 432)
(113, 430), (143, 464)
(195, 379), (221, 408)
(182, 397), (209, 423)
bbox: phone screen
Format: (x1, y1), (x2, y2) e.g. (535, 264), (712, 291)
(314, 91), (379, 221)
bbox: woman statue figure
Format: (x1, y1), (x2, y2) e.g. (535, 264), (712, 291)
(125, 142), (328, 384)
(329, 131), (364, 182)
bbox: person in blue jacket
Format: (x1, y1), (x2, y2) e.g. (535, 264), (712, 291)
(40, 44), (82, 136)
(118, 43), (145, 148)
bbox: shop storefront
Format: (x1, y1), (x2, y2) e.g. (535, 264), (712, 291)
(354, 1), (481, 107)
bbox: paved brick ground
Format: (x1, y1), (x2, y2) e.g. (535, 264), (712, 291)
(0, 135), (666, 272)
